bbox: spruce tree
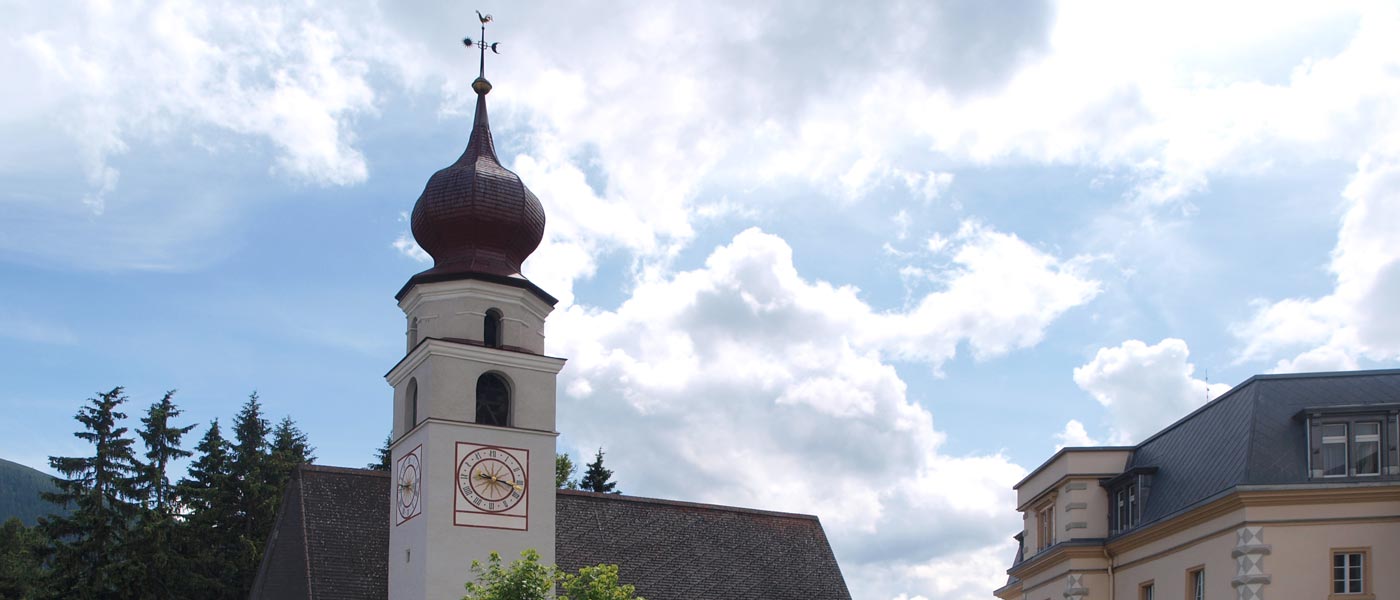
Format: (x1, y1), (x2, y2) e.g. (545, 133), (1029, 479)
(579, 447), (619, 494)
(229, 392), (273, 594)
(177, 420), (241, 600)
(267, 416), (315, 490)
(368, 433), (393, 471)
(555, 453), (578, 489)
(39, 387), (142, 598)
(0, 517), (47, 599)
(130, 391), (195, 600)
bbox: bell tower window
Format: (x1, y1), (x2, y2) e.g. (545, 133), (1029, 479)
(484, 309), (503, 348)
(475, 373), (510, 427)
(406, 378), (419, 429)
(408, 317), (419, 349)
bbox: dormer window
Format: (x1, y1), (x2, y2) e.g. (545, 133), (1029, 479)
(1103, 466), (1154, 534)
(1302, 406), (1396, 480)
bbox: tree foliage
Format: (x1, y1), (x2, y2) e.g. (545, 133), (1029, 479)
(17, 387), (316, 599)
(579, 447), (618, 494)
(369, 433), (393, 471)
(555, 453), (578, 489)
(0, 517), (46, 599)
(39, 387), (143, 597)
(462, 550), (644, 600)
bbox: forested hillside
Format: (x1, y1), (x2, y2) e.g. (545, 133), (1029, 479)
(0, 458), (60, 526)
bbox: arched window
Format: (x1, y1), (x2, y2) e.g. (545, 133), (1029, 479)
(406, 378), (419, 428)
(475, 373), (510, 427)
(483, 309), (503, 348)
(408, 317), (419, 349)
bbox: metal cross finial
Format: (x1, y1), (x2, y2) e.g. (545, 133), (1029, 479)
(462, 10), (499, 80)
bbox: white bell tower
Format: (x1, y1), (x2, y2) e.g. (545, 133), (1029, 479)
(385, 19), (563, 599)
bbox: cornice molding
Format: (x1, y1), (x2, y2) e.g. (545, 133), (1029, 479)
(386, 338), (566, 385)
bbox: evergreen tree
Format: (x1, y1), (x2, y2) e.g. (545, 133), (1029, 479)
(579, 448), (618, 494)
(555, 453), (578, 489)
(369, 433), (393, 471)
(0, 517), (47, 600)
(229, 392), (274, 595)
(267, 416), (315, 490)
(130, 391), (195, 600)
(177, 420), (241, 600)
(39, 387), (142, 598)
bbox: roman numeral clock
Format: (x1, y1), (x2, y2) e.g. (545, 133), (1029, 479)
(455, 443), (529, 529)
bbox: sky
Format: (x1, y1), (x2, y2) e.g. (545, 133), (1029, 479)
(3, 1), (1400, 598)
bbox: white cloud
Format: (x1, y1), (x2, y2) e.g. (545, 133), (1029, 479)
(1054, 419), (1100, 449)
(3, 0), (392, 210)
(1233, 143), (1400, 372)
(549, 225), (1095, 598)
(1072, 338), (1231, 444)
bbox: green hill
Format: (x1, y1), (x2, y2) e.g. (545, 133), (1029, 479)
(0, 458), (63, 526)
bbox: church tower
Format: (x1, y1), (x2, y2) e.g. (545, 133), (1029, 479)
(385, 19), (564, 600)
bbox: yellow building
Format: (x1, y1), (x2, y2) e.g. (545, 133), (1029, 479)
(996, 369), (1400, 600)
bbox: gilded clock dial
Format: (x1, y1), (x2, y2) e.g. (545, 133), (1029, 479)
(456, 447), (526, 513)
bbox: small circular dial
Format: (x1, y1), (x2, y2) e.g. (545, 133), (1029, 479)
(456, 447), (526, 513)
(396, 452), (421, 520)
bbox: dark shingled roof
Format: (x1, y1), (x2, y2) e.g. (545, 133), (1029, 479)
(1122, 368), (1400, 528)
(251, 466), (851, 600)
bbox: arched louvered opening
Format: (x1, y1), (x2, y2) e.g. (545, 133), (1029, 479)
(484, 309), (503, 348)
(408, 316), (419, 349)
(475, 372), (510, 427)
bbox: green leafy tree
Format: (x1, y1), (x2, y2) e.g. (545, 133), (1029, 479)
(0, 517), (47, 599)
(39, 387), (142, 598)
(461, 550), (644, 600)
(463, 550), (554, 600)
(177, 420), (241, 600)
(369, 433), (393, 471)
(555, 453), (578, 489)
(129, 391), (196, 600)
(579, 447), (618, 494)
(558, 564), (644, 600)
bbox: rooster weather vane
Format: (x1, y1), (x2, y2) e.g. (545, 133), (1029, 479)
(463, 10), (498, 93)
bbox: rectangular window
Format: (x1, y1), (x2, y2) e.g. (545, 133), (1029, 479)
(1115, 489), (1127, 531)
(1127, 483), (1138, 527)
(1187, 567), (1204, 600)
(1332, 550), (1365, 594)
(1322, 424), (1348, 477)
(1353, 422), (1380, 476)
(1140, 582), (1154, 600)
(1037, 504), (1054, 550)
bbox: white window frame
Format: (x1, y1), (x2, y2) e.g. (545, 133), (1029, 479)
(1322, 423), (1349, 478)
(1353, 422), (1381, 477)
(1331, 549), (1365, 596)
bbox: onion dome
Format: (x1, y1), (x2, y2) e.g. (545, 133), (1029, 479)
(406, 76), (547, 285)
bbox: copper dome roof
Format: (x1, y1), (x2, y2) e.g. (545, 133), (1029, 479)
(408, 80), (546, 283)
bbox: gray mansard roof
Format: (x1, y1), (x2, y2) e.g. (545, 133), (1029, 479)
(1123, 368), (1400, 527)
(250, 465), (851, 600)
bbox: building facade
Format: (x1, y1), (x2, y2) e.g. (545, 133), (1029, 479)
(996, 369), (1400, 600)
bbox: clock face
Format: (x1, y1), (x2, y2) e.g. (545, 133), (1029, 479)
(395, 445), (422, 525)
(457, 446), (526, 512)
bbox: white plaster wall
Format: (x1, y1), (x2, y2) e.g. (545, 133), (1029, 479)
(401, 280), (554, 355)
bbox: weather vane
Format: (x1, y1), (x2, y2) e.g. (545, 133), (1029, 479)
(463, 10), (499, 93)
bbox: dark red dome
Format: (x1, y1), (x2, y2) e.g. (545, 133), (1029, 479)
(409, 83), (545, 280)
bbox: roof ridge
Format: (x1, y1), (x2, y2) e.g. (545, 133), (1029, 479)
(1250, 367), (1400, 380)
(557, 489), (821, 521)
(300, 464), (390, 477)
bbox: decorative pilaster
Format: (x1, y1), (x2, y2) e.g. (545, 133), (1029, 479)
(1231, 526), (1271, 600)
(1063, 573), (1088, 600)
